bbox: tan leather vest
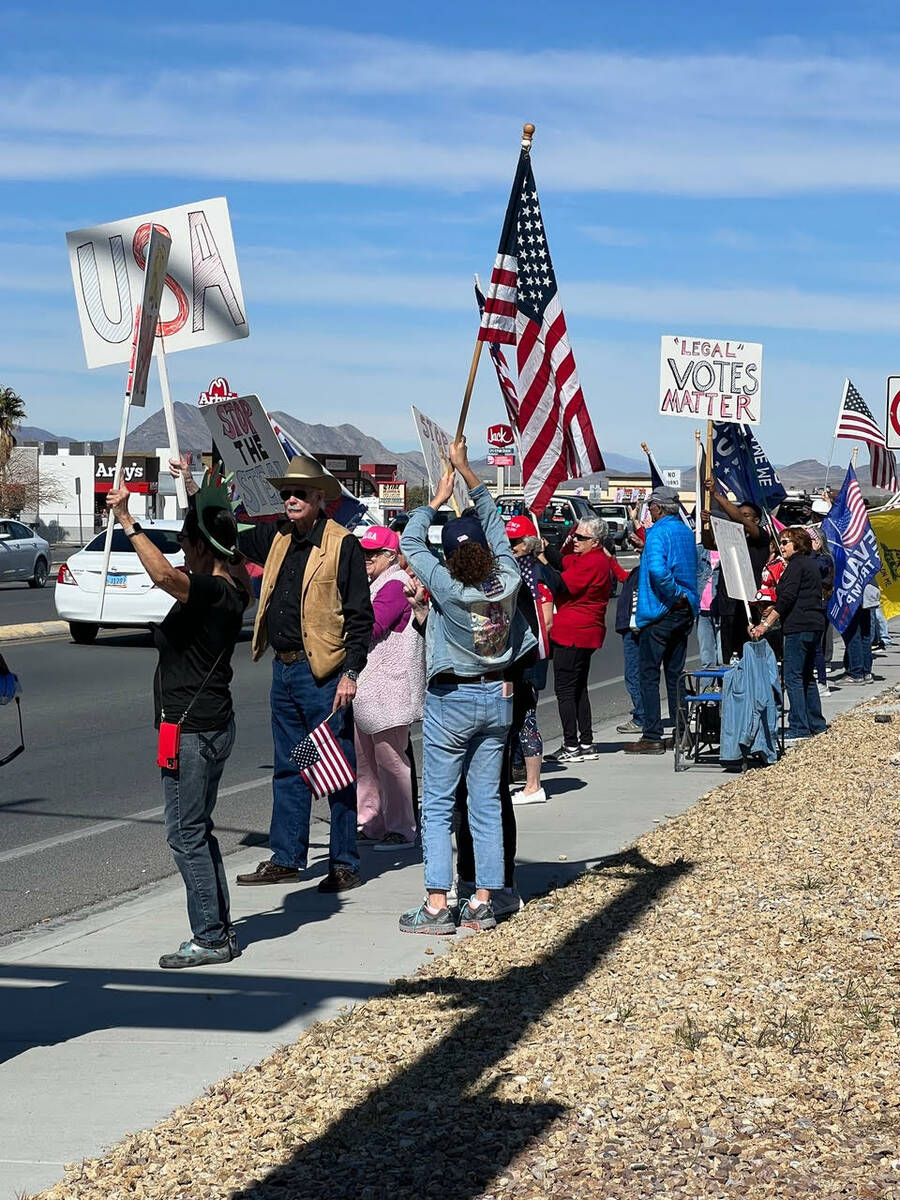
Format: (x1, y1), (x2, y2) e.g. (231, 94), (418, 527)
(251, 519), (351, 679)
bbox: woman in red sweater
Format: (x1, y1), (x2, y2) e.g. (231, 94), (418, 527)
(546, 517), (614, 763)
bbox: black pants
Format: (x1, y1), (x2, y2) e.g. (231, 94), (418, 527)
(455, 727), (517, 888)
(552, 644), (595, 748)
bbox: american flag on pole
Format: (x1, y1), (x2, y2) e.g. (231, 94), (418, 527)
(478, 146), (603, 514)
(474, 277), (519, 426)
(290, 715), (356, 799)
(833, 379), (897, 489)
(835, 379), (886, 444)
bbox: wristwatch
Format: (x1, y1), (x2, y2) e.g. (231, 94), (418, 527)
(343, 668), (360, 682)
(124, 523), (143, 538)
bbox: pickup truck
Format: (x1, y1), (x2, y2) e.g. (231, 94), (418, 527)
(591, 502), (632, 548)
(495, 493), (598, 551)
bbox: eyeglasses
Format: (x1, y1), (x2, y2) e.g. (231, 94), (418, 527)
(280, 488), (309, 501)
(779, 539), (791, 546)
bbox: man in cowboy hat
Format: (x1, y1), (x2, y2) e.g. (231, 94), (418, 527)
(235, 454), (374, 892)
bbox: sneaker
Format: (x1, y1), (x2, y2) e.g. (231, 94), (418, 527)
(458, 898), (497, 931)
(398, 902), (457, 935)
(616, 719), (642, 734)
(842, 675), (868, 686)
(356, 826), (379, 842)
(236, 860), (301, 886)
(545, 744), (583, 764)
(317, 867), (363, 893)
(623, 738), (666, 755)
(817, 683), (830, 697)
(159, 939), (234, 970)
(872, 647), (887, 658)
(580, 742), (600, 760)
(491, 888), (524, 918)
(373, 832), (417, 853)
(512, 787), (547, 806)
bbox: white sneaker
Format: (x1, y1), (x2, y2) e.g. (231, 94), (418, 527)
(512, 787), (547, 806)
(491, 888), (524, 918)
(817, 683), (830, 697)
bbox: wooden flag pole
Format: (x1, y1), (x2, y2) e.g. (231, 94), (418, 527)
(454, 122), (535, 444)
(704, 420), (714, 527)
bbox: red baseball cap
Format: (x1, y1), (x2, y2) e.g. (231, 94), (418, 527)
(505, 515), (538, 539)
(359, 526), (400, 552)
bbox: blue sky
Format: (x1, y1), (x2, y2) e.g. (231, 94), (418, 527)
(4, 2), (900, 470)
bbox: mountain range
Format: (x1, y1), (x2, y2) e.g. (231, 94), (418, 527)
(14, 408), (876, 493)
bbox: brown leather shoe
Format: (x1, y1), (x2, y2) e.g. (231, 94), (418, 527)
(236, 860), (301, 886)
(317, 866), (363, 893)
(623, 738), (666, 755)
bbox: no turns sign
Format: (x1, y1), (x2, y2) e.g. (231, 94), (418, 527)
(888, 377), (900, 449)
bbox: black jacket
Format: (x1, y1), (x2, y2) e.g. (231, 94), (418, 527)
(774, 555), (827, 635)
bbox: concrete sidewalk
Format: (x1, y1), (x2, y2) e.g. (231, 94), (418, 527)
(2, 649), (899, 1198)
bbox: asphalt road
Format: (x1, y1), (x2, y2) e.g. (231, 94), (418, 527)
(0, 580), (60, 626)
(0, 596), (679, 942)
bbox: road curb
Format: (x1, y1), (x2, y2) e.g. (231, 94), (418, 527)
(0, 620), (68, 643)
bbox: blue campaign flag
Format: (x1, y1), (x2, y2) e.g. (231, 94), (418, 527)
(821, 464), (881, 633)
(712, 424), (786, 510)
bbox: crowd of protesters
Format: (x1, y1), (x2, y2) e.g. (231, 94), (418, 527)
(96, 446), (892, 966)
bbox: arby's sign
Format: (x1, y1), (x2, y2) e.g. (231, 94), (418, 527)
(659, 336), (762, 425)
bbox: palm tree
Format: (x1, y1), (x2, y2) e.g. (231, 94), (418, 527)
(0, 386), (26, 471)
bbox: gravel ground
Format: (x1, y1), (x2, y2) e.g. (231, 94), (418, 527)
(35, 700), (900, 1199)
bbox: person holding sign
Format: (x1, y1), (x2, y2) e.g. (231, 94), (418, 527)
(106, 469), (253, 969)
(749, 528), (827, 743)
(231, 454), (374, 894)
(625, 487), (698, 756)
(701, 492), (770, 664)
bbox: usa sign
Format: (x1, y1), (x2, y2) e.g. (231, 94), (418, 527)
(487, 423), (515, 449)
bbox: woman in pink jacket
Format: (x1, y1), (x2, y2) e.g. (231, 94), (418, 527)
(354, 527), (425, 851)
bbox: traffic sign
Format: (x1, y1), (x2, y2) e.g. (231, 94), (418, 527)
(887, 377), (900, 450)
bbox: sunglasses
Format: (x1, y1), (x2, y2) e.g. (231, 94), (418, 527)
(280, 488), (309, 502)
(573, 533), (594, 541)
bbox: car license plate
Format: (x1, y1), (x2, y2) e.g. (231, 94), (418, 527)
(106, 573), (127, 588)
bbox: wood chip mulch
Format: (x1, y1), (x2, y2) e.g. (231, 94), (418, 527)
(36, 704), (900, 1199)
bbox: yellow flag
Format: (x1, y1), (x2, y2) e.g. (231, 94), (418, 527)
(867, 511), (900, 619)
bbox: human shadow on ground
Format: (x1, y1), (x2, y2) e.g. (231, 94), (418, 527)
(229, 852), (693, 1200)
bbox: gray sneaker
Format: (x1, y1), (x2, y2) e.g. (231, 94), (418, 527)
(458, 898), (497, 931)
(545, 744), (583, 764)
(615, 719), (642, 734)
(580, 742), (600, 760)
(159, 939), (235, 970)
(398, 902), (457, 935)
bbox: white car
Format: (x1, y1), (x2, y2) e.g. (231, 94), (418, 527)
(54, 521), (184, 643)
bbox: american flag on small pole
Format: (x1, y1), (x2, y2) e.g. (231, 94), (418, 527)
(834, 378), (897, 490)
(474, 124), (604, 514)
(290, 714), (356, 799)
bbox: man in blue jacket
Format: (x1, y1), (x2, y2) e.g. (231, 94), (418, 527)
(624, 487), (698, 755)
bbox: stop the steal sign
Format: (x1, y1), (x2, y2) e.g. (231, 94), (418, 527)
(659, 336), (762, 425)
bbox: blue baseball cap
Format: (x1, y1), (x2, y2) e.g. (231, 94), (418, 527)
(441, 515), (488, 558)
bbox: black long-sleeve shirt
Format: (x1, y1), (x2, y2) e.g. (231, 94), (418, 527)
(239, 517), (373, 674)
(773, 554), (826, 635)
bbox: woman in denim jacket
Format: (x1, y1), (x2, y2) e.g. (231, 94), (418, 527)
(399, 440), (535, 935)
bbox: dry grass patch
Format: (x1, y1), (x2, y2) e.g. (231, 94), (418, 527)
(36, 706), (900, 1199)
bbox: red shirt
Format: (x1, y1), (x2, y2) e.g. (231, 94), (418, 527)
(550, 548), (612, 650)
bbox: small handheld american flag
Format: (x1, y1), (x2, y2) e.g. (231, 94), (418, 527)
(290, 715), (356, 799)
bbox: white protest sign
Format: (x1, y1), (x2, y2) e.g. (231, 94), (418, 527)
(411, 405), (469, 514)
(67, 198), (248, 368)
(200, 395), (289, 518)
(711, 515), (757, 619)
(659, 336), (762, 425)
(662, 468), (682, 489)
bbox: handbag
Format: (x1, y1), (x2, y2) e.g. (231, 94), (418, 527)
(156, 650), (225, 770)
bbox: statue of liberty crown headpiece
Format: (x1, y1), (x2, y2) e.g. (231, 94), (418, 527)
(194, 463), (254, 559)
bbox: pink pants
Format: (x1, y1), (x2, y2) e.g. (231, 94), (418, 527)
(354, 725), (416, 840)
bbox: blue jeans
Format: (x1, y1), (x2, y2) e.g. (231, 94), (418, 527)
(269, 659), (359, 873)
(696, 612), (721, 669)
(842, 609), (872, 680)
(638, 607), (693, 741)
(162, 721), (235, 948)
(621, 631), (644, 726)
(873, 606), (892, 645)
(421, 681), (511, 892)
(783, 631), (827, 737)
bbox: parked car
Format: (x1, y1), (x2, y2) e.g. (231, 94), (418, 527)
(54, 521), (185, 643)
(591, 503), (632, 549)
(495, 493), (597, 550)
(0, 519), (51, 587)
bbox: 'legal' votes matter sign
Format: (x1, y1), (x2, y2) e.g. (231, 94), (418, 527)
(66, 198), (249, 369)
(659, 336), (762, 425)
